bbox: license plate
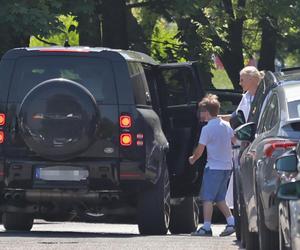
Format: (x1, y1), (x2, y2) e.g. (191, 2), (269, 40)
(35, 166), (88, 181)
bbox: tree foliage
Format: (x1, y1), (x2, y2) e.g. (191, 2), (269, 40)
(0, 0), (64, 55)
(1, 0), (300, 90)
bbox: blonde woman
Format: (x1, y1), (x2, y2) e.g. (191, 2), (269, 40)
(237, 66), (265, 121)
(221, 66), (265, 122)
(224, 66), (265, 209)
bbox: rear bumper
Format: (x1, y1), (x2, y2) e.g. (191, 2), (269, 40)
(3, 188), (121, 204)
(2, 158), (148, 189)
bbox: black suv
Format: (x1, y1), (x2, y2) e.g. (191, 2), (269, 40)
(0, 47), (241, 234)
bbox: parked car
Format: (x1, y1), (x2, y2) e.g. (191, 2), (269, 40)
(235, 71), (300, 250)
(231, 71), (277, 246)
(275, 142), (300, 250)
(0, 47), (241, 233)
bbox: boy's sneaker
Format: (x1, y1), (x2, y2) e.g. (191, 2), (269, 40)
(219, 224), (235, 237)
(191, 226), (212, 236)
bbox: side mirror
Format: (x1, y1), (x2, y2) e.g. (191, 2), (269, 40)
(234, 122), (256, 142)
(277, 181), (300, 200)
(230, 110), (246, 129)
(275, 153), (298, 172)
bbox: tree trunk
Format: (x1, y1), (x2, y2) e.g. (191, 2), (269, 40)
(194, 1), (245, 91)
(77, 14), (101, 46)
(176, 17), (214, 89)
(220, 48), (244, 91)
(102, 0), (128, 49)
(126, 9), (149, 53)
(257, 17), (277, 71)
(0, 24), (30, 56)
(219, 8), (244, 91)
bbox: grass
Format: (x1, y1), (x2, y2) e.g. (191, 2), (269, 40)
(211, 69), (234, 89)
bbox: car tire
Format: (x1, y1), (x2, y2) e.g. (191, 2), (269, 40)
(240, 197), (259, 250)
(233, 170), (241, 241)
(169, 197), (199, 234)
(279, 215), (291, 250)
(278, 201), (293, 250)
(258, 198), (279, 250)
(137, 165), (170, 235)
(2, 212), (33, 231)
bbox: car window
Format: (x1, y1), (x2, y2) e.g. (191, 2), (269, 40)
(10, 56), (117, 104)
(219, 100), (235, 114)
(160, 67), (197, 106)
(288, 100), (300, 119)
(128, 62), (151, 106)
(257, 94), (279, 133)
(266, 95), (279, 129)
(248, 72), (277, 123)
(143, 64), (161, 114)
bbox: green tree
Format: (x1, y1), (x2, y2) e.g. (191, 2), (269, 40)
(30, 15), (79, 47)
(141, 0), (300, 89)
(0, 1), (64, 56)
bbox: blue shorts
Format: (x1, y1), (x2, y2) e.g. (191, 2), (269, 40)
(200, 167), (232, 202)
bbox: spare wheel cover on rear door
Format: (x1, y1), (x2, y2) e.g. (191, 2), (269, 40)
(18, 78), (99, 160)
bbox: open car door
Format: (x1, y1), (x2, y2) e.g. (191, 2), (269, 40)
(155, 62), (207, 197)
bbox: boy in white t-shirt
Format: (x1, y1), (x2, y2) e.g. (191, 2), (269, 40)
(189, 94), (236, 237)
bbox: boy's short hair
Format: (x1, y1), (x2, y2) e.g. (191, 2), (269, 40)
(198, 94), (220, 116)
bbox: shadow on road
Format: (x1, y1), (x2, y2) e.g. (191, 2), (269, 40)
(0, 231), (139, 238)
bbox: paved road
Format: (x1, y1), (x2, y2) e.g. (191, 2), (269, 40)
(0, 221), (243, 250)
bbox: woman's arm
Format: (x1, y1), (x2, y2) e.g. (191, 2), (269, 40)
(218, 114), (231, 122)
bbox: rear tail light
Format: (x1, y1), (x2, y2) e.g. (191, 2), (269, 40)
(0, 113), (5, 126)
(264, 140), (297, 157)
(120, 115), (132, 128)
(0, 131), (4, 144)
(120, 133), (132, 146)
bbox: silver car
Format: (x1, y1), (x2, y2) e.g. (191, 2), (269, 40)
(235, 73), (300, 250)
(275, 144), (300, 250)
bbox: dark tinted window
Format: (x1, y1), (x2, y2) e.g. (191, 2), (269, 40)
(248, 72), (277, 123)
(143, 64), (161, 114)
(288, 100), (300, 119)
(257, 94), (279, 133)
(160, 67), (197, 106)
(0, 59), (13, 102)
(267, 95), (279, 129)
(128, 62), (151, 106)
(10, 56), (117, 103)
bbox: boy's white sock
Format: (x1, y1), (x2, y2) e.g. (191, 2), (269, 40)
(203, 221), (211, 230)
(226, 216), (235, 226)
